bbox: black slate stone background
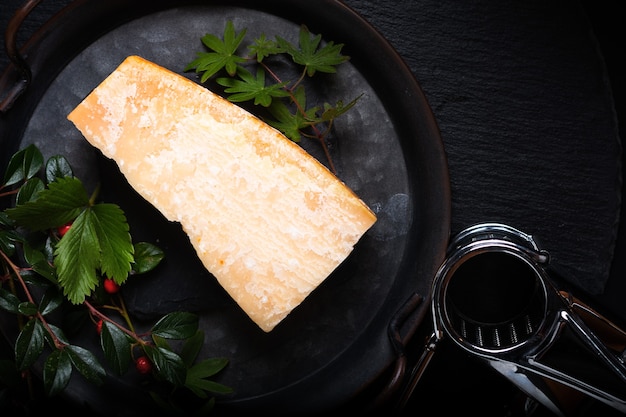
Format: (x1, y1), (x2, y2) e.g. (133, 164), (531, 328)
(1, 0), (625, 416)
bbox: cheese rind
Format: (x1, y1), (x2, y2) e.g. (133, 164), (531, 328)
(67, 55), (377, 332)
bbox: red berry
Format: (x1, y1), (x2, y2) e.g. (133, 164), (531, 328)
(103, 278), (120, 294)
(135, 356), (152, 374)
(57, 222), (72, 237)
(96, 319), (103, 334)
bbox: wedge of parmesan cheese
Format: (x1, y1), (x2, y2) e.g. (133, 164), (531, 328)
(67, 55), (377, 332)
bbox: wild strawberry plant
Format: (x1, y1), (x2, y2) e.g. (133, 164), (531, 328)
(0, 144), (231, 414)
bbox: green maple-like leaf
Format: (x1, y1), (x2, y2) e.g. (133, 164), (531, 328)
(248, 33), (283, 62)
(185, 20), (247, 81)
(267, 86), (317, 141)
(319, 94), (363, 122)
(216, 67), (289, 106)
(277, 25), (349, 76)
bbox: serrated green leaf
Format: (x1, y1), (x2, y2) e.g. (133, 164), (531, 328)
(320, 94), (363, 122)
(100, 321), (132, 376)
(0, 288), (20, 313)
(132, 241), (164, 274)
(248, 33), (282, 62)
(267, 89), (316, 142)
(66, 344), (106, 385)
(45, 155), (73, 183)
(151, 312), (199, 339)
(54, 209), (100, 304)
(185, 21), (247, 80)
(6, 176), (88, 231)
(15, 318), (45, 370)
(217, 67), (289, 107)
(277, 25), (349, 76)
(43, 349), (72, 396)
(3, 144), (43, 186)
(143, 345), (186, 387)
(91, 203), (134, 282)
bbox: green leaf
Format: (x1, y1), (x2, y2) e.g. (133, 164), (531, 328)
(320, 94), (363, 122)
(185, 357), (232, 397)
(14, 318), (45, 370)
(132, 241), (164, 274)
(217, 67), (290, 107)
(152, 333), (171, 350)
(100, 321), (132, 376)
(0, 229), (18, 257)
(39, 286), (64, 316)
(3, 144), (43, 186)
(22, 243), (57, 283)
(143, 345), (186, 387)
(180, 330), (204, 367)
(0, 288), (20, 313)
(6, 176), (88, 231)
(248, 33), (283, 62)
(15, 177), (45, 205)
(266, 87), (316, 142)
(45, 155), (73, 183)
(187, 357), (229, 380)
(277, 25), (349, 76)
(187, 377), (234, 397)
(185, 21), (247, 81)
(54, 202), (133, 303)
(90, 203), (134, 283)
(54, 209), (101, 304)
(43, 349), (72, 396)
(66, 344), (106, 385)
(46, 323), (69, 345)
(0, 211), (14, 227)
(17, 301), (38, 316)
(151, 312), (199, 339)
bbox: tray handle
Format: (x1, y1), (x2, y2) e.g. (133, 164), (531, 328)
(0, 0), (43, 112)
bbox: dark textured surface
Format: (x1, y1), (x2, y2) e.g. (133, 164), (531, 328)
(342, 0), (622, 297)
(1, 0), (625, 415)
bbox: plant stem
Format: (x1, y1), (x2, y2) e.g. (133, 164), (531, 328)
(260, 62), (337, 174)
(84, 299), (144, 344)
